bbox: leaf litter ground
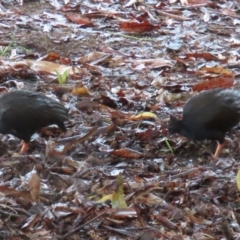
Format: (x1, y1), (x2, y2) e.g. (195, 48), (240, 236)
(0, 0), (240, 239)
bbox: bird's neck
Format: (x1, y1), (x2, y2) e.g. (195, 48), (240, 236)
(178, 121), (192, 139)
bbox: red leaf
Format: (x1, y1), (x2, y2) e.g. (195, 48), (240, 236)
(119, 20), (160, 33)
(112, 148), (142, 158)
(192, 76), (234, 92)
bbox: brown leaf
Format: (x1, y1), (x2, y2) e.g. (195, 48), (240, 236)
(222, 9), (240, 18)
(221, 217), (234, 240)
(71, 87), (91, 96)
(192, 76), (234, 91)
(111, 148), (142, 158)
(21, 214), (41, 232)
(63, 127), (98, 153)
(188, 0), (210, 4)
(185, 52), (219, 61)
(152, 215), (178, 230)
(193, 67), (234, 91)
(39, 51), (61, 61)
(65, 12), (94, 27)
(29, 172), (41, 202)
(119, 20), (160, 32)
(198, 66), (233, 75)
(75, 100), (101, 111)
(0, 186), (20, 196)
(77, 51), (112, 65)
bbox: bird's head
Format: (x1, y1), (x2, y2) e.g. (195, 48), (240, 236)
(168, 115), (182, 135)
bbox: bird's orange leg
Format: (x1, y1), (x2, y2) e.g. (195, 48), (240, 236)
(213, 141), (225, 158)
(20, 141), (29, 154)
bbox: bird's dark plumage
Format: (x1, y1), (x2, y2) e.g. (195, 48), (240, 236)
(168, 88), (240, 157)
(0, 90), (68, 152)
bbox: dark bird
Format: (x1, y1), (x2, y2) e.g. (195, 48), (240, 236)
(0, 90), (68, 153)
(168, 88), (240, 158)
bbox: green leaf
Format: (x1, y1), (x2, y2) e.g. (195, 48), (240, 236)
(165, 137), (174, 154)
(55, 70), (69, 85)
